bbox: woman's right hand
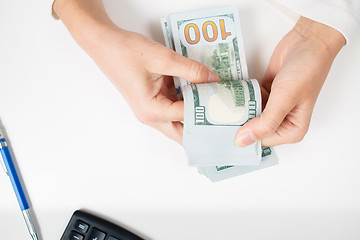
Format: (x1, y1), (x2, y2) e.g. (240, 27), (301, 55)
(54, 0), (219, 144)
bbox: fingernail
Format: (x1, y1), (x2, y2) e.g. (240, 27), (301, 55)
(235, 131), (256, 147)
(208, 71), (219, 83)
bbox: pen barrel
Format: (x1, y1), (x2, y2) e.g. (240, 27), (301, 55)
(22, 209), (39, 240)
(0, 145), (29, 210)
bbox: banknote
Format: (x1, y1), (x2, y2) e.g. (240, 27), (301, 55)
(161, 7), (279, 180)
(162, 6), (249, 94)
(198, 147), (278, 182)
(160, 17), (183, 97)
(183, 79), (262, 166)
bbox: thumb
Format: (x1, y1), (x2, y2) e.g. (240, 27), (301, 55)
(149, 49), (220, 84)
(235, 84), (297, 147)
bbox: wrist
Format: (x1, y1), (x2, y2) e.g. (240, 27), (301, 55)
(294, 17), (345, 57)
(54, 0), (120, 50)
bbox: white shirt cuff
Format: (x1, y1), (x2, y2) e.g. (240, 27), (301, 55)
(274, 0), (360, 43)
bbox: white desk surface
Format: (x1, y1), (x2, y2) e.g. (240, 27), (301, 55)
(1, 0), (360, 239)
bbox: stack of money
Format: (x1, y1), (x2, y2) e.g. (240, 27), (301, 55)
(161, 7), (278, 181)
(198, 147), (278, 182)
(182, 80), (262, 167)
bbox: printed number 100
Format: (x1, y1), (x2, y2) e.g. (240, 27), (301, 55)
(184, 19), (231, 45)
(195, 107), (205, 124)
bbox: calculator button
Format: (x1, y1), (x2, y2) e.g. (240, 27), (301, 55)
(74, 220), (89, 234)
(88, 228), (106, 240)
(108, 237), (120, 240)
(69, 231), (84, 240)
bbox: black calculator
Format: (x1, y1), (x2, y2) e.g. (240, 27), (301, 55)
(61, 210), (145, 240)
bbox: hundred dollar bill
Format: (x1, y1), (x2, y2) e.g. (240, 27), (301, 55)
(161, 7), (279, 179)
(160, 17), (182, 98)
(162, 6), (249, 94)
(198, 147), (278, 182)
(183, 79), (262, 166)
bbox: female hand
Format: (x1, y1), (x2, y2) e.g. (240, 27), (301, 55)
(54, 0), (219, 144)
(236, 17), (345, 147)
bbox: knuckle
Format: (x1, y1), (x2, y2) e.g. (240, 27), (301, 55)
(165, 50), (177, 61)
(255, 116), (279, 139)
(136, 113), (148, 124)
(189, 61), (204, 81)
(136, 108), (157, 125)
(290, 128), (307, 143)
(148, 48), (174, 71)
(159, 48), (175, 63)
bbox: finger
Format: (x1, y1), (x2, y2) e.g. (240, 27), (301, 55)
(262, 48), (282, 93)
(261, 124), (294, 147)
(150, 94), (184, 122)
(164, 75), (175, 89)
(155, 121), (184, 145)
(148, 49), (220, 84)
(262, 66), (275, 93)
(235, 83), (298, 147)
(260, 85), (269, 111)
(261, 104), (312, 146)
(160, 78), (177, 102)
(162, 76), (178, 102)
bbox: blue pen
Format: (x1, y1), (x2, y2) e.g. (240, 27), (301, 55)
(0, 124), (40, 240)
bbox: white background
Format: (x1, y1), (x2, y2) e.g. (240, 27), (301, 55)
(1, 0), (360, 239)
